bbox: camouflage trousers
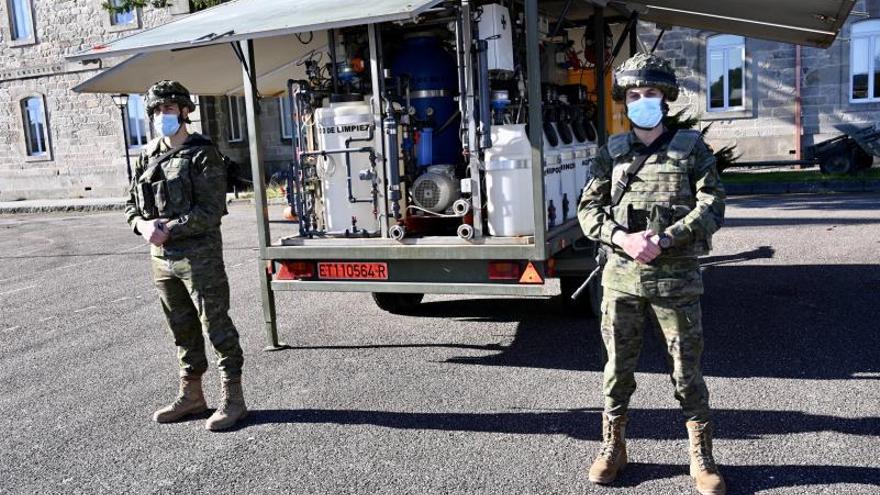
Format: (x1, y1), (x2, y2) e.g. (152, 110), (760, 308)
(151, 255), (244, 378)
(600, 287), (710, 422)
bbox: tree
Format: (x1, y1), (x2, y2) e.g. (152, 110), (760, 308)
(664, 109), (740, 173)
(103, 0), (229, 15)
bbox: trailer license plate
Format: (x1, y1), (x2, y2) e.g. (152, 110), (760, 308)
(318, 262), (388, 280)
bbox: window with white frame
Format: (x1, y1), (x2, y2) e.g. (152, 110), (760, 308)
(707, 34), (745, 112)
(8, 0), (34, 41)
(127, 94), (149, 148)
(850, 20), (880, 102)
(21, 95), (50, 158)
(227, 96), (246, 142)
(279, 96), (294, 140)
(109, 0), (135, 26)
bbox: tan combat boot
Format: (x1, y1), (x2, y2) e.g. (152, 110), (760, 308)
(205, 376), (248, 431)
(588, 413), (628, 484)
(153, 374), (208, 423)
(686, 421), (727, 495)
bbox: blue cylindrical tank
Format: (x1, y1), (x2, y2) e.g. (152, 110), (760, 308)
(391, 36), (461, 166)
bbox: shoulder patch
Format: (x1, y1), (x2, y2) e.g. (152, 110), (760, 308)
(667, 129), (701, 160)
(607, 133), (631, 159)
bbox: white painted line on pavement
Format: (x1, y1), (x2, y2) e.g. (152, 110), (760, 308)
(0, 285), (37, 297)
(73, 306), (98, 313)
(111, 297), (131, 303)
(39, 316), (57, 322)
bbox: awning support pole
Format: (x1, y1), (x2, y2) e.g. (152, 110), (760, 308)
(525, 0), (547, 259)
(549, 0), (573, 38)
(593, 9), (608, 147)
(606, 12), (638, 74)
(367, 23), (390, 238)
(240, 38), (284, 351)
(629, 13), (639, 54)
(651, 29), (666, 53)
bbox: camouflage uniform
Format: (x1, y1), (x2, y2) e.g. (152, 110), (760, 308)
(578, 56), (725, 423)
(124, 84), (243, 380)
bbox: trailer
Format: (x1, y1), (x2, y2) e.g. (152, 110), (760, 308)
(70, 0), (855, 349)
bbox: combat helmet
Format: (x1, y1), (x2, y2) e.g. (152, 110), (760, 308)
(612, 53), (679, 102)
(144, 80), (196, 116)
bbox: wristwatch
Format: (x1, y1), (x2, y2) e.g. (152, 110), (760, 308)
(657, 233), (673, 249)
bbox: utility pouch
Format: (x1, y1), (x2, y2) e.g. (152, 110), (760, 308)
(153, 180), (169, 216)
(138, 182), (158, 219)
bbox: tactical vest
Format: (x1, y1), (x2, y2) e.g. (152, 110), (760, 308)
(134, 143), (201, 221)
(607, 129), (710, 257)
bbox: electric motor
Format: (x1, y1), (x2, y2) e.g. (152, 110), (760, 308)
(412, 165), (461, 213)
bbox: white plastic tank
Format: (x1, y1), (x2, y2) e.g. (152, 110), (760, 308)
(315, 100), (380, 235)
(555, 122), (578, 223)
(484, 124), (535, 237)
(542, 124), (563, 229)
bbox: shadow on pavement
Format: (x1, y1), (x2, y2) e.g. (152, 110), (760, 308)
(237, 407), (879, 441)
(287, 262), (880, 380)
(729, 193), (880, 212)
(616, 462), (879, 494)
(421, 263), (878, 380)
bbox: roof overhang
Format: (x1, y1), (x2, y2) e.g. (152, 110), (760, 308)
(68, 0), (857, 96)
(72, 32), (328, 96)
(623, 0), (856, 48)
(68, 0), (445, 63)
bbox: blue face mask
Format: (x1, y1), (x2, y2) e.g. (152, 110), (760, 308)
(154, 113), (181, 138)
(626, 96), (664, 129)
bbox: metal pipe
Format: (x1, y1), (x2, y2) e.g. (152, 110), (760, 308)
(367, 23), (389, 237)
(629, 13), (639, 55)
(454, 4), (473, 155)
(328, 28), (339, 94)
(651, 29), (666, 53)
(795, 44), (803, 164)
(460, 1), (482, 238)
(549, 0), (573, 38)
(241, 38), (281, 350)
(593, 10), (607, 146)
(525, 0), (547, 257)
(475, 38), (492, 150)
(287, 79), (307, 236)
(384, 103), (402, 219)
(606, 12), (638, 73)
(118, 103), (132, 183)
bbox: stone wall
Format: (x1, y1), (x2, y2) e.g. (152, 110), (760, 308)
(0, 1), (177, 200)
(643, 0), (880, 162)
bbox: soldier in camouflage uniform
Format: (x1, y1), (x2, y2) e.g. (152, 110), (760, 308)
(124, 80), (247, 431)
(577, 54), (726, 495)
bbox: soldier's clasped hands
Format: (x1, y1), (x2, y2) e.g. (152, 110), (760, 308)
(137, 218), (170, 246)
(613, 229), (662, 264)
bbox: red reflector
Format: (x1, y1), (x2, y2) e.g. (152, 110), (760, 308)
(276, 261), (314, 280)
(488, 261), (522, 280)
(519, 262), (544, 284)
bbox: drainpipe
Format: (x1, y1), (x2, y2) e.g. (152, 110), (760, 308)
(795, 45), (802, 166)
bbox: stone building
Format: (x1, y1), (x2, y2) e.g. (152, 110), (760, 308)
(0, 0), (294, 201)
(1, 2), (876, 201)
(645, 0), (880, 162)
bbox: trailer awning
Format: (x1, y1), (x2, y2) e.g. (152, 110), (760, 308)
(72, 32), (328, 96)
(627, 0), (855, 48)
(68, 0), (856, 95)
(68, 0), (444, 62)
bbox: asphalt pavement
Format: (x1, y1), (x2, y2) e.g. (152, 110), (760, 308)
(0, 193), (878, 494)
